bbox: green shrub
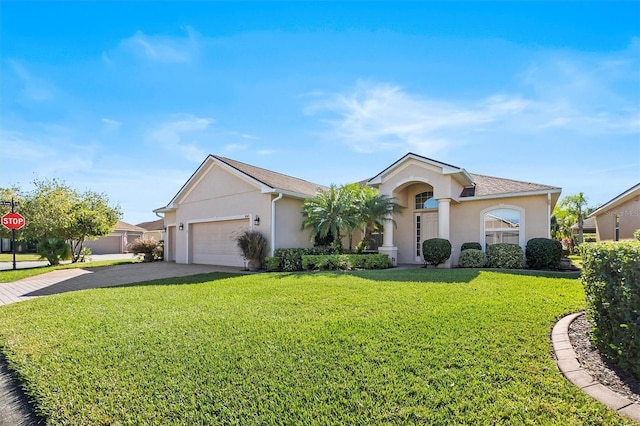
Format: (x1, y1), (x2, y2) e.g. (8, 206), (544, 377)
(581, 242), (640, 379)
(264, 256), (281, 272)
(486, 244), (524, 269)
(273, 248), (334, 272)
(37, 237), (72, 266)
(422, 238), (452, 267)
(302, 254), (391, 271)
(635, 229), (640, 241)
(525, 238), (562, 270)
(458, 249), (487, 268)
(461, 242), (482, 252)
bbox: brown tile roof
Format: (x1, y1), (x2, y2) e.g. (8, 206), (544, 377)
(214, 156), (327, 197)
(136, 219), (164, 231)
(466, 173), (560, 197)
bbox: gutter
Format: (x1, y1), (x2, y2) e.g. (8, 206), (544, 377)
(271, 192), (284, 256)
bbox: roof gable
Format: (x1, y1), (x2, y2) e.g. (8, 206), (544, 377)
(589, 182), (640, 218)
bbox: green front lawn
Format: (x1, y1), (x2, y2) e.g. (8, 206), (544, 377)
(0, 259), (139, 283)
(0, 253), (42, 262)
(0, 269), (627, 425)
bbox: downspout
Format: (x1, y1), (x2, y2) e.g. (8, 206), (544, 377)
(271, 192), (284, 256)
(547, 192), (551, 238)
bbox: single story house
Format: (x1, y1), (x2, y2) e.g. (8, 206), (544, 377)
(570, 216), (596, 240)
(588, 182), (640, 242)
(154, 153), (561, 267)
(83, 220), (146, 254)
(137, 218), (166, 242)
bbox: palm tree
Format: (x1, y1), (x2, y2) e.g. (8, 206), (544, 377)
(302, 185), (356, 251)
(558, 192), (589, 244)
(358, 186), (402, 250)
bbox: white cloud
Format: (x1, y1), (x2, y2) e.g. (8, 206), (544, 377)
(112, 26), (200, 64)
(8, 60), (54, 102)
(147, 114), (213, 162)
(102, 118), (122, 132)
(306, 82), (529, 153)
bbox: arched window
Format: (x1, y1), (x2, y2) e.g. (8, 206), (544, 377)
(415, 192), (438, 209)
(483, 208), (521, 246)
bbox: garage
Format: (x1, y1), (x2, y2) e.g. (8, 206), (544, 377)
(190, 219), (250, 266)
(84, 236), (122, 254)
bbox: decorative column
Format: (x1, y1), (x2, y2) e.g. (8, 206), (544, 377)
(437, 198), (451, 268)
(379, 217), (398, 267)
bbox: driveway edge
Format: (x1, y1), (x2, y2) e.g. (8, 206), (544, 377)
(552, 312), (640, 423)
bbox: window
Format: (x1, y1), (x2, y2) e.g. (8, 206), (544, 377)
(615, 213), (620, 241)
(484, 208), (520, 246)
(415, 192), (438, 209)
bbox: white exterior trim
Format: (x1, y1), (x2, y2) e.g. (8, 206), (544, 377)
(460, 188), (561, 202)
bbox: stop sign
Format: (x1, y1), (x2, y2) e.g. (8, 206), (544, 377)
(1, 212), (25, 230)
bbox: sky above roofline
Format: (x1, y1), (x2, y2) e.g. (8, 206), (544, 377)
(1, 1), (638, 224)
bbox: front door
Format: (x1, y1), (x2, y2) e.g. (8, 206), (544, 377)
(415, 212), (438, 262)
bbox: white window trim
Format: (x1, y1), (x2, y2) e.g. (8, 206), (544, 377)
(479, 205), (525, 250)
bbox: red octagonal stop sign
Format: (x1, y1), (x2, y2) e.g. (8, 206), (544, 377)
(1, 212), (26, 230)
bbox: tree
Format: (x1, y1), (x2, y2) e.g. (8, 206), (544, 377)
(21, 178), (121, 262)
(302, 184), (358, 252)
(558, 192), (589, 244)
(302, 183), (402, 253)
(358, 185), (402, 250)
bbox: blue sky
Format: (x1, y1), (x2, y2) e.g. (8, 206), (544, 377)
(1, 1), (639, 225)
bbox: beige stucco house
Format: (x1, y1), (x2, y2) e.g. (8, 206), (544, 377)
(83, 221), (146, 254)
(588, 183), (640, 242)
(154, 153), (561, 267)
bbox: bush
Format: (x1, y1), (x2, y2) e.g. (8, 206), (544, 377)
(37, 237), (72, 266)
(128, 238), (162, 262)
(581, 242), (640, 379)
(486, 244), (524, 269)
(525, 238), (562, 270)
(461, 242), (482, 252)
(302, 254), (391, 271)
(234, 230), (268, 271)
(273, 248), (334, 272)
(422, 238), (452, 267)
(458, 249), (487, 268)
(635, 229), (640, 241)
(264, 256), (281, 272)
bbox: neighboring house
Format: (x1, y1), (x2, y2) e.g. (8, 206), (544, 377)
(83, 221), (146, 254)
(570, 216), (596, 240)
(137, 219), (165, 241)
(588, 183), (640, 242)
(154, 153), (561, 267)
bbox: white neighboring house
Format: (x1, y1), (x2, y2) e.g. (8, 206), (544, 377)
(83, 221), (146, 254)
(154, 153), (562, 268)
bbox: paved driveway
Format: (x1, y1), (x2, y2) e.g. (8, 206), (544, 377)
(0, 261), (244, 426)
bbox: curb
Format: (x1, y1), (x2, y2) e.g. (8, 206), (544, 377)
(552, 312), (640, 423)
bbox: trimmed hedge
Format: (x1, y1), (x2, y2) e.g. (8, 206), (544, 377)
(461, 242), (482, 252)
(302, 254), (392, 271)
(458, 249), (487, 268)
(486, 243), (524, 269)
(581, 242), (640, 379)
(272, 248), (334, 272)
(525, 238), (562, 270)
(264, 256), (281, 272)
(422, 238), (452, 267)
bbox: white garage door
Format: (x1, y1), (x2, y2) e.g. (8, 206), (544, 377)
(191, 219), (249, 266)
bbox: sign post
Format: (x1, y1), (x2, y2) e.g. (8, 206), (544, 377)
(1, 199), (25, 271)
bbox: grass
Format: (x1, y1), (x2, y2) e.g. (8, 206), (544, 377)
(568, 254), (583, 269)
(0, 269), (628, 425)
(0, 253), (42, 262)
(0, 259), (139, 283)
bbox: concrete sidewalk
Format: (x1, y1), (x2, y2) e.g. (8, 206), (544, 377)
(0, 261), (245, 426)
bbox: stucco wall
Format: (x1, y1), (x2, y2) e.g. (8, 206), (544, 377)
(594, 197), (640, 241)
(273, 196), (314, 249)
